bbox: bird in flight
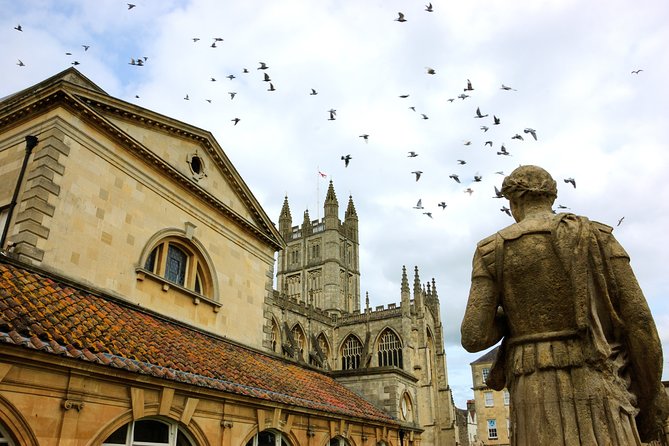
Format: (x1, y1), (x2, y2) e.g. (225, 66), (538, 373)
(497, 145), (510, 156)
(17, 59), (25, 66)
(183, 94), (189, 100)
(464, 188), (474, 195)
(512, 134), (524, 141)
(423, 212), (433, 218)
(464, 79), (474, 91)
(127, 3), (136, 9)
(413, 199), (424, 209)
(310, 88), (318, 95)
(227, 74), (236, 80)
(631, 69), (643, 74)
(395, 12), (407, 22)
(447, 98), (455, 103)
(359, 134), (369, 142)
(426, 67), (436, 75)
(463, 140), (472, 146)
(228, 92), (237, 100)
(408, 151), (418, 158)
(412, 171), (423, 181)
(475, 107), (488, 118)
(449, 174), (460, 183)
(524, 128), (538, 140)
(425, 3), (434, 12)
(493, 115), (501, 125)
(262, 73), (271, 82)
(328, 109), (336, 121)
(267, 83), (275, 91)
(421, 114), (429, 120)
(473, 174), (482, 182)
(258, 62), (269, 70)
(231, 118), (240, 126)
(564, 178), (576, 188)
(438, 202), (447, 210)
(399, 94), (410, 98)
(457, 159), (466, 165)
(192, 38), (200, 42)
(495, 171), (505, 175)
(14, 24), (22, 31)
(500, 84), (516, 91)
(82, 45), (90, 51)
(341, 155), (352, 167)
(493, 186), (504, 198)
(480, 125), (489, 132)
(617, 216), (625, 226)
(484, 141), (493, 147)
(501, 206), (512, 216)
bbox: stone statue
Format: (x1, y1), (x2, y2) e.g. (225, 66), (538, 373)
(461, 165), (668, 445)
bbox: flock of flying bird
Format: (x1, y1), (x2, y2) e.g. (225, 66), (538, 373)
(11, 3), (642, 226)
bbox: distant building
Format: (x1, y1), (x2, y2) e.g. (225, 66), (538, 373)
(469, 347), (509, 445)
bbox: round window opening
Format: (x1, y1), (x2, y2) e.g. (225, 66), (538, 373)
(191, 155), (202, 174)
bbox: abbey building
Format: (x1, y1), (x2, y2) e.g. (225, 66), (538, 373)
(0, 68), (459, 446)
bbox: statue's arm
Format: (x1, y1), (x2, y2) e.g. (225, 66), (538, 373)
(461, 249), (505, 352)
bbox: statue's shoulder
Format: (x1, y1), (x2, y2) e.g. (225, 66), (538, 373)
(498, 216), (555, 240)
(591, 220), (613, 234)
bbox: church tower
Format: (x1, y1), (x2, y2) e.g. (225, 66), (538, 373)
(276, 181), (360, 315)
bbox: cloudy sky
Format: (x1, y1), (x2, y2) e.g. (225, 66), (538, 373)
(3, 0), (668, 408)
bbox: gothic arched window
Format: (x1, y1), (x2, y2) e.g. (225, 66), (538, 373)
(378, 329), (403, 368)
(291, 324), (306, 360)
(341, 335), (362, 370)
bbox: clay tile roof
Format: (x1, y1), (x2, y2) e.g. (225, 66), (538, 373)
(0, 260), (396, 424)
(470, 345), (499, 365)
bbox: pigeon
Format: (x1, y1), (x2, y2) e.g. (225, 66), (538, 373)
(127, 3), (136, 9)
(213, 37), (224, 42)
(475, 107), (488, 118)
(463, 140), (472, 146)
(399, 94), (410, 98)
(310, 88), (318, 95)
(493, 115), (501, 125)
(267, 82), (275, 91)
(192, 38), (200, 42)
(210, 77), (217, 82)
(423, 212), (433, 218)
(412, 171), (423, 181)
(341, 155), (352, 167)
(328, 109), (336, 121)
(395, 12), (407, 22)
(464, 79), (474, 91)
(408, 151), (419, 157)
(71, 61), (80, 66)
(14, 24), (22, 31)
(413, 199), (424, 209)
(617, 216), (625, 226)
(82, 45), (90, 51)
(495, 171), (505, 175)
(512, 134), (524, 141)
(226, 74), (236, 81)
(447, 98), (455, 102)
(631, 69), (643, 74)
(473, 174), (482, 182)
(231, 118), (240, 125)
(449, 174), (460, 183)
(524, 128), (538, 141)
(564, 178), (576, 188)
(183, 94), (190, 100)
(211, 41), (218, 48)
(421, 114), (429, 120)
(497, 145), (510, 156)
(425, 3), (434, 12)
(464, 188), (474, 195)
(16, 59), (25, 67)
(228, 92), (237, 100)
(501, 206), (512, 216)
(438, 202), (447, 210)
(493, 186), (504, 198)
(557, 204), (570, 210)
(457, 159), (466, 165)
(243, 68), (249, 73)
(480, 126), (489, 132)
(258, 62), (269, 70)
(262, 73), (271, 82)
(484, 141), (493, 147)
(426, 67), (436, 75)
(458, 94), (470, 100)
(409, 106), (416, 112)
(359, 134), (369, 142)
(500, 84), (516, 91)
(205, 99), (212, 103)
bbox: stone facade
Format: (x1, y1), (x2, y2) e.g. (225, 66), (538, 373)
(268, 189), (459, 446)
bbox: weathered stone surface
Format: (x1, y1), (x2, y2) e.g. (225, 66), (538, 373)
(461, 165), (669, 445)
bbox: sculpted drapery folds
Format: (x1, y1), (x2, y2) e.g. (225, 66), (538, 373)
(461, 165), (668, 445)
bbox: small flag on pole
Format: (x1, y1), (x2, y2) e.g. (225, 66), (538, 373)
(318, 170), (327, 178)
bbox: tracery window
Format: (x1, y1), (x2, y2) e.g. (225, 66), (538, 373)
(291, 325), (306, 360)
(378, 329), (403, 368)
(0, 422), (16, 446)
(270, 319), (280, 353)
(102, 418), (194, 446)
(341, 335), (362, 370)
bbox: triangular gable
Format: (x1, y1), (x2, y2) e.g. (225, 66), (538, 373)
(0, 68), (283, 250)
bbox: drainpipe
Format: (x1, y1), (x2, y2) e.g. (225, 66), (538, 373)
(0, 135), (39, 249)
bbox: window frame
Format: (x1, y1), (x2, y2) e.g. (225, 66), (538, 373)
(341, 335), (363, 370)
(487, 419), (498, 440)
(484, 391), (494, 407)
(102, 418), (195, 446)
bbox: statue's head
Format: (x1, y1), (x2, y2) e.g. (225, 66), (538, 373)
(501, 165), (557, 203)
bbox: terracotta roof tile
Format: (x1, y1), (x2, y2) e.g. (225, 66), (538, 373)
(0, 260), (396, 424)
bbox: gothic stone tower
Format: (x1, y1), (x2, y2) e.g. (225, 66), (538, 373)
(276, 181), (360, 316)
